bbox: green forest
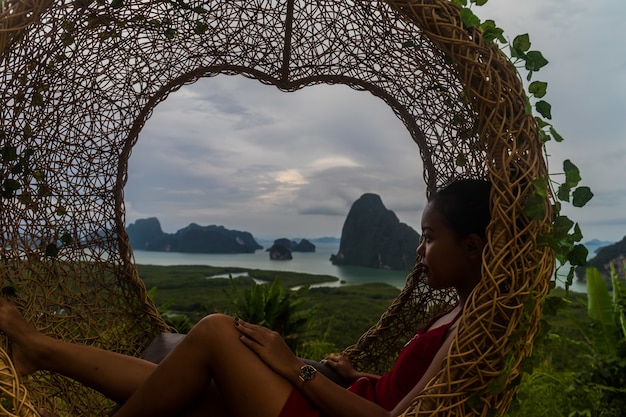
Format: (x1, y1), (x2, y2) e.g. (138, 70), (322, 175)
(138, 263), (626, 417)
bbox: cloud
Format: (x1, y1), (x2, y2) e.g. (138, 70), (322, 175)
(125, 0), (626, 242)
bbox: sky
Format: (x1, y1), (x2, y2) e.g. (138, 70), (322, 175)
(124, 0), (626, 244)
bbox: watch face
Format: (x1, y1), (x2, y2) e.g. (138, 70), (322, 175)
(300, 364), (317, 381)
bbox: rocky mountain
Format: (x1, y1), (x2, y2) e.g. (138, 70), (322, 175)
(265, 238), (316, 260)
(577, 236), (625, 280)
(330, 193), (420, 271)
(270, 238), (316, 253)
(126, 218), (262, 254)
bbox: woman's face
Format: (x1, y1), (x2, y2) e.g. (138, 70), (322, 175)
(416, 202), (478, 292)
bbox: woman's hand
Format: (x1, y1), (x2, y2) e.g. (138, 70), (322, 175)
(234, 318), (301, 382)
(321, 354), (360, 382)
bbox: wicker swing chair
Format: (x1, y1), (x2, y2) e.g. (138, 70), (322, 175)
(0, 0), (554, 416)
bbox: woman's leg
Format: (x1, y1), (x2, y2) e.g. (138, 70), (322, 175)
(0, 298), (154, 403)
(113, 314), (294, 417)
(1, 298), (295, 417)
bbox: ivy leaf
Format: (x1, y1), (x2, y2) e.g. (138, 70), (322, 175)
(550, 126), (564, 142)
(522, 193), (546, 220)
(525, 50), (549, 71)
(563, 159), (581, 187)
(60, 232), (74, 246)
(571, 223), (584, 242)
(1, 285), (17, 298)
(45, 243), (60, 257)
(528, 81), (547, 98)
(164, 28), (177, 39)
(480, 20), (505, 43)
(460, 8), (480, 28)
(513, 34), (531, 52)
(572, 186), (593, 207)
(2, 179), (21, 198)
(194, 22), (208, 35)
(472, 0), (489, 6)
(534, 117), (550, 129)
(543, 296), (570, 316)
(557, 183), (570, 202)
(552, 216), (575, 240)
(1, 145), (18, 162)
(531, 177), (548, 197)
(524, 97), (532, 115)
(455, 153), (468, 167)
(110, 0), (123, 9)
(535, 100), (552, 119)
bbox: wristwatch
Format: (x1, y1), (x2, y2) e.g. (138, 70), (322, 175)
(297, 364), (317, 389)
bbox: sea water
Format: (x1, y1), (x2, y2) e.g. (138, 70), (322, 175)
(131, 243), (411, 289)
(131, 243), (587, 293)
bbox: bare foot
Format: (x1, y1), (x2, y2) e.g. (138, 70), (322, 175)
(38, 408), (59, 417)
(0, 297), (47, 375)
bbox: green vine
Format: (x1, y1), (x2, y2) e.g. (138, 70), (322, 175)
(452, 0), (593, 287)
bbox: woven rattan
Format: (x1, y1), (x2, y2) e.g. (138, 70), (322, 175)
(0, 0), (554, 416)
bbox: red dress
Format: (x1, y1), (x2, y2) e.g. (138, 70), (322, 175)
(279, 310), (460, 417)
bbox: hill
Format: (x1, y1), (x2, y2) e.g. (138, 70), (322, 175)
(126, 218), (262, 254)
(330, 193), (420, 271)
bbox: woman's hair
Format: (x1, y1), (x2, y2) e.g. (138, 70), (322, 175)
(429, 179), (492, 239)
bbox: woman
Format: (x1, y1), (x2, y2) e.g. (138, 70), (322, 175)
(0, 179), (491, 417)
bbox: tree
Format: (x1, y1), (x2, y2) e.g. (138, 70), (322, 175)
(226, 277), (314, 352)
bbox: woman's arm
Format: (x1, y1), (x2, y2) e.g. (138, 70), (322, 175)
(236, 318), (393, 417)
(321, 354), (381, 383)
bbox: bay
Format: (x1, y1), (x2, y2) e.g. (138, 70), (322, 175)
(131, 243), (588, 293)
(132, 243), (411, 289)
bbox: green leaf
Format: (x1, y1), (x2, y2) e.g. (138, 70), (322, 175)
(586, 267), (618, 355)
(45, 243), (60, 257)
(528, 81), (547, 98)
(531, 177), (548, 197)
(522, 193), (545, 220)
(587, 267), (613, 324)
(556, 183), (571, 202)
(480, 20), (505, 43)
(567, 244), (588, 266)
(455, 153), (468, 167)
(60, 232), (74, 246)
(164, 28), (177, 39)
(525, 50), (549, 72)
(1, 285), (18, 298)
(550, 126), (564, 142)
(534, 117), (550, 129)
(2, 178), (21, 198)
(572, 186), (593, 207)
(472, 0), (489, 6)
(543, 295), (570, 316)
(194, 22), (208, 35)
(571, 222), (583, 242)
(513, 34), (531, 52)
(460, 8), (480, 28)
(110, 0), (124, 9)
(609, 264), (626, 338)
(1, 145), (18, 162)
(563, 159), (581, 187)
(552, 216), (574, 240)
(524, 97), (532, 115)
(535, 100), (552, 119)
